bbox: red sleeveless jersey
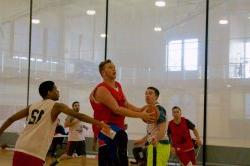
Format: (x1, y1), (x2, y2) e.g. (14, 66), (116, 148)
(168, 117), (194, 152)
(90, 81), (126, 144)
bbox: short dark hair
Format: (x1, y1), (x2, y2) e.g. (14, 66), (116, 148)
(72, 101), (79, 107)
(39, 81), (55, 99)
(99, 59), (112, 76)
(147, 86), (160, 97)
(172, 106), (181, 111)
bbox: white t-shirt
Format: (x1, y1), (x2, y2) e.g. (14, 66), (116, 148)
(66, 117), (86, 141)
(146, 104), (169, 143)
(15, 99), (57, 160)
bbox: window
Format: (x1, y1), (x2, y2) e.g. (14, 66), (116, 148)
(166, 38), (198, 71)
(245, 42), (250, 78)
(229, 40), (250, 78)
(184, 39), (198, 71)
(167, 40), (182, 71)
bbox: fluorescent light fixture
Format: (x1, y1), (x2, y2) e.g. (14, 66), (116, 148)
(13, 56), (19, 59)
(219, 19), (228, 25)
(20, 57), (28, 60)
(36, 58), (43, 62)
(32, 19), (40, 24)
(100, 33), (106, 38)
(155, 0), (166, 7)
(86, 10), (96, 15)
(45, 60), (58, 64)
(154, 26), (162, 32)
(30, 58), (35, 61)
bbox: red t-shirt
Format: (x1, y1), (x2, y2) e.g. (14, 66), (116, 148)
(168, 117), (194, 152)
(90, 81), (126, 145)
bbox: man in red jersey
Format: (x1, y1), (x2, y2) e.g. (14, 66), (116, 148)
(168, 106), (201, 166)
(90, 59), (155, 166)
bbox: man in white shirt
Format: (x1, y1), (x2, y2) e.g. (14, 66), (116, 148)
(0, 80), (108, 166)
(65, 101), (88, 158)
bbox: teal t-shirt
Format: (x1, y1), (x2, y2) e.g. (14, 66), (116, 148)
(157, 105), (167, 124)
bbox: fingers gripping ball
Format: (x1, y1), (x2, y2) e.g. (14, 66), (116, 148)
(143, 105), (159, 123)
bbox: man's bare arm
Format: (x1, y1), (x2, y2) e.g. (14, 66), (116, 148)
(134, 136), (147, 146)
(193, 128), (202, 145)
(0, 107), (29, 135)
(125, 101), (142, 112)
(156, 121), (167, 141)
(64, 117), (78, 127)
(95, 86), (154, 122)
(52, 103), (104, 127)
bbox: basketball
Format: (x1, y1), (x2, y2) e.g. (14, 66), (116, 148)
(143, 105), (159, 123)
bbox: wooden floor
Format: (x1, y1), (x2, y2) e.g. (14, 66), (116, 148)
(0, 149), (98, 166)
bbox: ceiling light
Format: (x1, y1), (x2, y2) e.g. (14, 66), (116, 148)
(248, 16), (250, 19)
(154, 26), (162, 32)
(36, 58), (43, 62)
(86, 10), (96, 16)
(219, 19), (228, 25)
(155, 1), (166, 7)
(100, 33), (106, 38)
(32, 19), (40, 24)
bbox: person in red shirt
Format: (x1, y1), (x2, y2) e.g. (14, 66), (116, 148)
(168, 106), (201, 166)
(89, 59), (155, 166)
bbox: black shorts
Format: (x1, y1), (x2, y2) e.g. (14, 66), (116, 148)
(98, 130), (128, 166)
(67, 140), (86, 156)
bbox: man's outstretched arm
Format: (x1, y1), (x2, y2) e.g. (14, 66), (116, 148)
(52, 103), (107, 128)
(0, 107), (29, 135)
(95, 86), (154, 122)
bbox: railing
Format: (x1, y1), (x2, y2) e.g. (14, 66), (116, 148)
(1, 52), (250, 84)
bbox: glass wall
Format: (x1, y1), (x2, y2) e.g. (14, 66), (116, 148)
(0, 0), (106, 135)
(1, 0), (250, 165)
(29, 0), (106, 131)
(207, 0), (250, 164)
(0, 0), (30, 132)
(108, 0), (206, 149)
